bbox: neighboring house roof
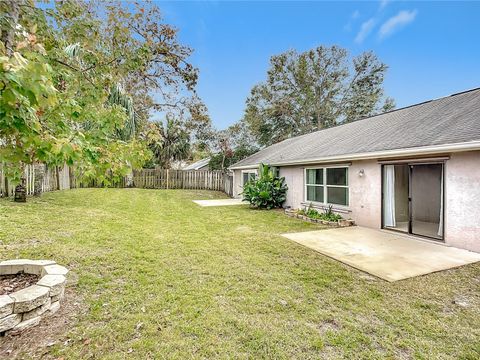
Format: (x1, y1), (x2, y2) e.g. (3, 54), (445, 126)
(230, 88), (480, 169)
(171, 160), (189, 170)
(183, 157), (211, 170)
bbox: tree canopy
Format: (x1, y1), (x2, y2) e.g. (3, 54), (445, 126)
(243, 46), (395, 147)
(0, 0), (209, 186)
(144, 119), (190, 169)
(208, 121), (258, 171)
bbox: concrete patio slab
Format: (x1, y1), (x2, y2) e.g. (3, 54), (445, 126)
(193, 198), (246, 207)
(282, 227), (480, 281)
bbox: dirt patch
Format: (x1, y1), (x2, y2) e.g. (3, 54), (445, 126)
(1, 237), (54, 251)
(235, 225), (253, 233)
(0, 274), (39, 295)
(318, 319), (341, 335)
(0, 287), (85, 359)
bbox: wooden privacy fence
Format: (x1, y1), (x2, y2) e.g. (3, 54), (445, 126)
(0, 164), (234, 197)
(0, 164), (71, 197)
(132, 169), (227, 191)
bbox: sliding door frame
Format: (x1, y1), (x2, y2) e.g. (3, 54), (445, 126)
(381, 161), (446, 242)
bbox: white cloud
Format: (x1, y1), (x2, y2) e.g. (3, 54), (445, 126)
(379, 0), (390, 11)
(355, 18), (376, 44)
(379, 10), (418, 39)
(344, 10), (361, 32)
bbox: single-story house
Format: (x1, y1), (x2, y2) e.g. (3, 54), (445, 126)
(230, 88), (480, 253)
(183, 157), (211, 171)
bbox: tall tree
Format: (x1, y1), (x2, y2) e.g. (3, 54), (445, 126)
(208, 121), (258, 171)
(49, 0), (203, 135)
(145, 119), (190, 169)
(0, 0), (206, 199)
(0, 0), (77, 198)
(243, 46), (395, 146)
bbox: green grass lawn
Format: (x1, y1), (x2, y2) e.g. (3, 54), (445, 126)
(1, 189), (479, 359)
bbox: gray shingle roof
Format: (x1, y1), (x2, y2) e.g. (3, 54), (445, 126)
(183, 157), (211, 170)
(231, 88), (480, 169)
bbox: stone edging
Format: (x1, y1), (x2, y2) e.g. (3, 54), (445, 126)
(285, 209), (355, 227)
(0, 259), (68, 335)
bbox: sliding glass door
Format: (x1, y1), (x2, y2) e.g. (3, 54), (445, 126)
(411, 164), (443, 239)
(382, 163), (444, 240)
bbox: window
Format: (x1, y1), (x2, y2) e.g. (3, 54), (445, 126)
(326, 167), (348, 206)
(306, 169), (324, 203)
(271, 166), (280, 178)
(305, 167), (349, 206)
(242, 171), (256, 185)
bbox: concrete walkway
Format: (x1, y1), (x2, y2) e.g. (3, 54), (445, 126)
(193, 198), (245, 207)
(282, 227), (480, 281)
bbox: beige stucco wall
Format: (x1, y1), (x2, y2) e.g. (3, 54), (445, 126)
(445, 151), (480, 252)
(278, 160), (382, 229)
(349, 160), (382, 229)
(279, 166), (305, 209)
(233, 169), (242, 198)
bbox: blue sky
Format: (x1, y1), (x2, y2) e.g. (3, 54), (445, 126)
(157, 1), (480, 129)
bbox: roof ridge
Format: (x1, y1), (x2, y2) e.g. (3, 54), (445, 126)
(299, 86), (480, 138)
(353, 86), (480, 122)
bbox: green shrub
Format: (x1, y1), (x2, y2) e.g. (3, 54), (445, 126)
(299, 205), (322, 219)
(300, 203), (342, 222)
(242, 164), (288, 209)
(321, 205), (342, 221)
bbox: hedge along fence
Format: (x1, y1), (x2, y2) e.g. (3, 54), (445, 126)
(0, 164), (234, 197)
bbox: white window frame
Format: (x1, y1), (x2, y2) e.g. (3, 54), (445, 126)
(241, 169), (257, 186)
(304, 165), (349, 207)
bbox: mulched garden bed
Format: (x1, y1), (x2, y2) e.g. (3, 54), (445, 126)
(0, 273), (39, 296)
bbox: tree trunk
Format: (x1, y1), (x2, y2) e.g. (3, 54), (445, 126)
(13, 161), (26, 202)
(1, 1), (22, 56)
(4, 176), (9, 197)
(55, 166), (60, 190)
(221, 153), (226, 171)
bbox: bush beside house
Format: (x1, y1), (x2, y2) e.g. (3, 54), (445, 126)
(242, 164), (288, 209)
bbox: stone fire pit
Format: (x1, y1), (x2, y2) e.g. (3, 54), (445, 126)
(0, 259), (68, 335)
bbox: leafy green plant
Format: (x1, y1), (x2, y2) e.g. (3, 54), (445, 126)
(299, 203), (342, 222)
(241, 163), (288, 209)
(322, 205), (342, 221)
(302, 203), (322, 219)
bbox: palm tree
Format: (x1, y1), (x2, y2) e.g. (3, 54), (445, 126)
(64, 43), (138, 141)
(149, 119), (190, 168)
